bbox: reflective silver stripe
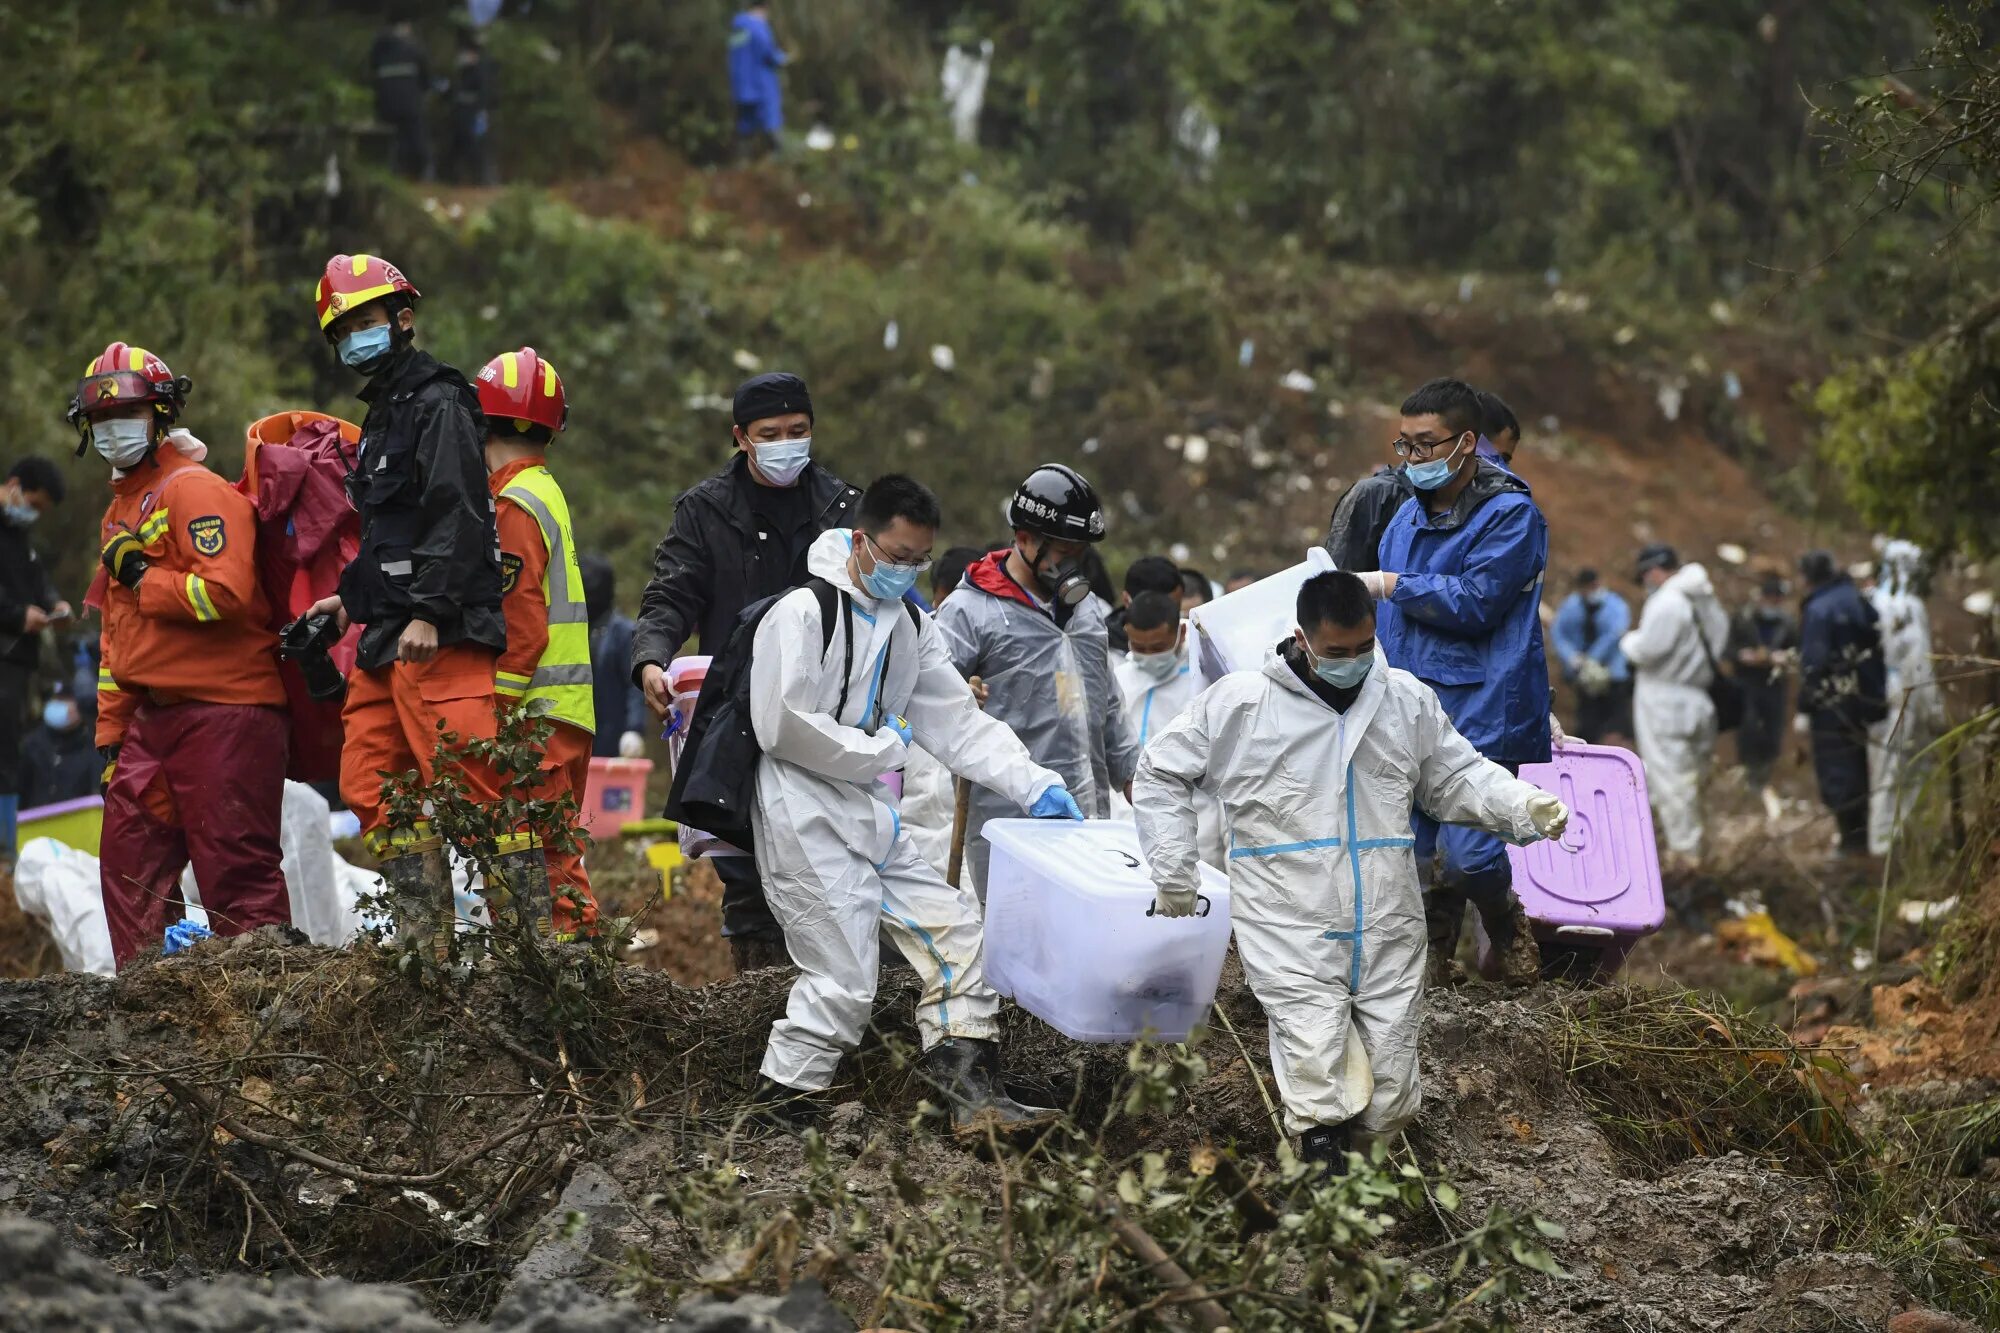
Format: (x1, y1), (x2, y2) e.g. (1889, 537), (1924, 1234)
(527, 663), (595, 688)
(500, 484), (588, 624)
(381, 559), (414, 577)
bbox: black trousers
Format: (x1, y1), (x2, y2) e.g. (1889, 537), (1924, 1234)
(1810, 718), (1870, 853)
(0, 662), (30, 795)
(1574, 680), (1633, 744)
(386, 111), (432, 181)
(1736, 680), (1788, 788)
(715, 853), (783, 943)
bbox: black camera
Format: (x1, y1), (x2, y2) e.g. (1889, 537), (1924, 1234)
(278, 612), (347, 702)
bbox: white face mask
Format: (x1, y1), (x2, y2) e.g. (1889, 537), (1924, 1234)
(1129, 647), (1183, 682)
(92, 417), (154, 469)
(753, 436), (812, 486)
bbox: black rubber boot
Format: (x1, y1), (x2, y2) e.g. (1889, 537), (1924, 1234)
(488, 834), (553, 940)
(748, 1075), (825, 1135)
(1422, 862), (1463, 989)
(1462, 868), (1542, 987)
(1299, 1122), (1352, 1178)
(377, 835), (454, 965)
(729, 933), (793, 973)
(919, 1038), (1059, 1139)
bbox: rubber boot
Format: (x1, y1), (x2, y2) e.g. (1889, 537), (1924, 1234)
(1422, 860), (1463, 990)
(729, 933), (793, 973)
(488, 833), (553, 940)
(747, 1074), (826, 1135)
(919, 1038), (1059, 1139)
(1299, 1122), (1352, 1178)
(377, 834), (454, 965)
(1463, 868), (1542, 987)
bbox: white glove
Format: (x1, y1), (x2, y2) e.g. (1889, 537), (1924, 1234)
(1358, 570), (1393, 599)
(1153, 886), (1198, 918)
(1549, 712), (1570, 747)
(618, 730), (645, 758)
(1526, 793), (1569, 841)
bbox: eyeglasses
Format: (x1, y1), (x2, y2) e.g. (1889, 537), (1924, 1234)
(1391, 431), (1468, 461)
(862, 531), (932, 572)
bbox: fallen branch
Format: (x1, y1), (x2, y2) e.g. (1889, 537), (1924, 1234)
(1106, 1214), (1232, 1331)
(210, 1158), (324, 1278)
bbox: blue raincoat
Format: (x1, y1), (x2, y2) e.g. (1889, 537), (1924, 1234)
(1551, 589), (1632, 683)
(728, 11), (788, 134)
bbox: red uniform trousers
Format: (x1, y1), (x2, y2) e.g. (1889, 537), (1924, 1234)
(339, 645), (505, 837)
(101, 700), (290, 969)
(534, 719), (598, 935)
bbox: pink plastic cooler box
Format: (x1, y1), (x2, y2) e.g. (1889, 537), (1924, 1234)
(1481, 743), (1664, 976)
(582, 757), (653, 835)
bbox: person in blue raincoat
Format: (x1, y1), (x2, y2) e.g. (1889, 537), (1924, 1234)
(1356, 378), (1551, 988)
(728, 5), (789, 158)
(1550, 568), (1632, 743)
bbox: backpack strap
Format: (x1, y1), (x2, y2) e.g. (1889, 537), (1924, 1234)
(808, 578), (855, 720)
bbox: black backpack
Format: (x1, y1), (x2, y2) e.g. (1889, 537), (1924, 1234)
(664, 578), (921, 850)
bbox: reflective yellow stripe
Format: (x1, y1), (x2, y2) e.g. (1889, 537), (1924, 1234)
(501, 352), (520, 389)
(351, 255), (369, 276)
(138, 509), (170, 543)
(185, 573), (219, 622)
(97, 669), (121, 694)
(495, 671), (531, 698)
(127, 346), (144, 371)
(542, 358), (558, 397)
(498, 467), (595, 735)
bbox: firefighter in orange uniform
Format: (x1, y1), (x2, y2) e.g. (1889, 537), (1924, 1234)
(69, 344), (292, 969)
(476, 346), (599, 937)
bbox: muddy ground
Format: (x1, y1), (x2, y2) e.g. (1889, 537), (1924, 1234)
(0, 923), (1991, 1332)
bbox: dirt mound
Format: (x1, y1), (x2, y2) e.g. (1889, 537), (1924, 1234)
(0, 938), (1980, 1330)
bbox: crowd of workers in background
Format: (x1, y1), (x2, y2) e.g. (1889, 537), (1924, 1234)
(0, 238), (1944, 1161)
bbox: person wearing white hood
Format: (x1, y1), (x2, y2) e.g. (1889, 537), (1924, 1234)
(746, 474), (1081, 1135)
(1869, 540), (1945, 855)
(1619, 544), (1731, 866)
(1107, 590), (1227, 867)
(1134, 571), (1567, 1170)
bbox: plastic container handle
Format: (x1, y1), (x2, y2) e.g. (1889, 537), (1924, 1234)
(1145, 893), (1212, 919)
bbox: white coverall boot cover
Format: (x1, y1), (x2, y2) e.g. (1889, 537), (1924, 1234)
(1133, 648), (1548, 1137)
(750, 531), (1066, 1093)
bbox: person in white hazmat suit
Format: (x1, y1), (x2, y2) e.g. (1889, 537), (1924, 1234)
(747, 475), (1084, 1135)
(1619, 544), (1731, 867)
(1869, 540), (1945, 855)
(1107, 590), (1227, 866)
(1134, 571), (1568, 1170)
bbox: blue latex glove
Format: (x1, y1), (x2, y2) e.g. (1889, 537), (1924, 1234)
(883, 713), (913, 746)
(1029, 785), (1084, 821)
(163, 919), (213, 956)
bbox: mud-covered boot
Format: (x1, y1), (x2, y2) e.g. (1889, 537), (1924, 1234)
(488, 834), (553, 940)
(1471, 886), (1543, 987)
(1298, 1122), (1352, 1179)
(920, 1038), (1059, 1139)
(729, 932), (793, 973)
(747, 1075), (827, 1135)
(375, 832), (454, 965)
(1423, 877), (1465, 990)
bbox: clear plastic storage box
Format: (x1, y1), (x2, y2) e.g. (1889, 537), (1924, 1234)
(981, 819), (1233, 1043)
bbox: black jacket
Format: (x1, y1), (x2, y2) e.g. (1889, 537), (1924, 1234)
(369, 28), (430, 120)
(21, 723), (97, 808)
(1726, 604), (1800, 690)
(344, 346), (506, 671)
(1322, 465), (1415, 573)
(1798, 577), (1886, 728)
(630, 454), (859, 681)
(0, 516), (59, 668)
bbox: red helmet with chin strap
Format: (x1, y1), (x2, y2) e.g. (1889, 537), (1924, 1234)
(65, 342), (191, 455)
(315, 253), (420, 338)
(475, 346), (569, 434)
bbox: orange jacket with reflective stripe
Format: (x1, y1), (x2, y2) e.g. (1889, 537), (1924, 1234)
(95, 450), (285, 747)
(490, 456), (552, 704)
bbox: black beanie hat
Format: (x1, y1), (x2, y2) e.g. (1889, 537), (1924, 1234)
(732, 371), (813, 428)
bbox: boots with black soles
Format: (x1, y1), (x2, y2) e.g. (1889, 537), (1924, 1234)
(920, 1038), (1059, 1139)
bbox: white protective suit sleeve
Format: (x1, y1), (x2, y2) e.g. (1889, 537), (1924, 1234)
(1131, 692), (1216, 904)
(1412, 690), (1546, 845)
(1619, 588), (1690, 672)
(901, 616), (1063, 810)
(748, 590), (905, 785)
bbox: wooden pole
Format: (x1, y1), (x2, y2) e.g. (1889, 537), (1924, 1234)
(946, 777), (971, 888)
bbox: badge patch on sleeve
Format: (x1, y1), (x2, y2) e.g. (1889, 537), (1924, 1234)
(188, 515), (227, 556)
(500, 552), (524, 594)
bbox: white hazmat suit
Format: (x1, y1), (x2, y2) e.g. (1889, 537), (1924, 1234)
(1870, 541), (1944, 854)
(1108, 641), (1228, 868)
(1134, 647), (1549, 1136)
(1620, 563), (1730, 859)
(751, 530), (1065, 1091)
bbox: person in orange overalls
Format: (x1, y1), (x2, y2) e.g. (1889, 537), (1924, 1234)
(68, 343), (292, 968)
(477, 346), (599, 937)
(299, 255), (538, 943)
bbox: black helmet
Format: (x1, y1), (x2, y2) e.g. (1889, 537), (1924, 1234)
(1007, 463), (1106, 544)
(1633, 542), (1678, 581)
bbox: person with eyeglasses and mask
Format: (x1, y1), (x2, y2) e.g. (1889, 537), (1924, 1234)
(630, 371), (861, 971)
(935, 464), (1135, 896)
(1108, 589), (1226, 867)
(1356, 378), (1551, 989)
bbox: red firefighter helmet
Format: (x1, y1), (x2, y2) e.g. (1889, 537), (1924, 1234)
(475, 346), (569, 434)
(65, 342), (191, 452)
(314, 253), (420, 337)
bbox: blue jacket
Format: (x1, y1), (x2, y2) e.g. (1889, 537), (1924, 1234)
(1551, 590), (1631, 682)
(588, 612), (650, 758)
(728, 12), (787, 127)
(1376, 463), (1551, 764)
(1798, 577), (1886, 729)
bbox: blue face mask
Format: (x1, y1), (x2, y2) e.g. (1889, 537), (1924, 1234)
(1303, 639), (1374, 689)
(338, 324), (395, 372)
(1405, 434), (1468, 491)
(42, 699), (75, 731)
(4, 503), (37, 526)
(857, 532), (926, 602)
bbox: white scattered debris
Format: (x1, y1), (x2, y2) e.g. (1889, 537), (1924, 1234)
(322, 153), (341, 199)
(685, 393), (732, 412)
(1082, 436), (1101, 455)
(1613, 325), (1637, 346)
(1458, 274), (1478, 303)
(1723, 369), (1744, 400)
(940, 41), (994, 145)
(1851, 948), (1875, 972)
(1238, 338), (1255, 367)
(1279, 369), (1316, 393)
(1290, 475), (1314, 492)
(929, 344), (955, 372)
(625, 927), (660, 953)
(1544, 268), (1562, 288)
(446, 202), (465, 221)
(1030, 357), (1055, 400)
(1708, 299), (1735, 325)
(904, 429), (927, 449)
(1325, 400), (1347, 419)
(1897, 896), (1959, 925)
(1169, 542), (1192, 564)
(804, 124), (836, 151)
(1175, 103), (1220, 170)
(1716, 543), (1748, 566)
(796, 192), (814, 208)
(1164, 434), (1184, 453)
(478, 304), (499, 322)
(883, 320), (899, 351)
(1183, 435), (1210, 465)
(297, 1174), (357, 1209)
(1962, 589), (1995, 617)
(731, 348), (762, 372)
(1656, 382), (1685, 423)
